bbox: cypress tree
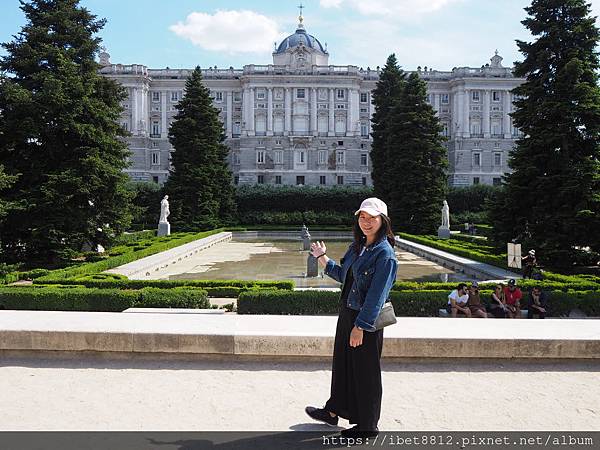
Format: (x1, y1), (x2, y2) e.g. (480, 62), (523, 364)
(0, 0), (133, 263)
(370, 54), (405, 202)
(164, 67), (237, 230)
(386, 73), (448, 234)
(490, 0), (600, 268)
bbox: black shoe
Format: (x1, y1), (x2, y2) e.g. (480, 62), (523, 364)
(305, 406), (338, 426)
(341, 425), (379, 439)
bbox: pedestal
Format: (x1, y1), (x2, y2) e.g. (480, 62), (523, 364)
(158, 222), (171, 237)
(302, 237), (311, 251)
(307, 254), (318, 277)
(437, 226), (451, 239)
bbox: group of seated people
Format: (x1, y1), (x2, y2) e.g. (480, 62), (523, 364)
(446, 279), (548, 318)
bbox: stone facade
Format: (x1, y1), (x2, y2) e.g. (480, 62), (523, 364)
(98, 18), (525, 187)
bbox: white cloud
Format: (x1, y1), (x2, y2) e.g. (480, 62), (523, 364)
(328, 17), (519, 71)
(170, 10), (288, 54)
(319, 0), (462, 17)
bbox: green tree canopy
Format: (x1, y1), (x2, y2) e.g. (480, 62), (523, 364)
(164, 66), (237, 230)
(490, 0), (600, 268)
(0, 0), (133, 263)
(370, 54), (406, 201)
(386, 73), (448, 234)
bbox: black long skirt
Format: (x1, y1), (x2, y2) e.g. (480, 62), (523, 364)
(324, 304), (384, 430)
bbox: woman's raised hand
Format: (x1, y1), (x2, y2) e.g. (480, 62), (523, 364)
(310, 241), (327, 258)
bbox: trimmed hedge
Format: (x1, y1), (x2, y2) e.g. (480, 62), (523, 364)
(34, 272), (294, 296)
(35, 230), (225, 283)
(238, 211), (353, 226)
(237, 289), (600, 317)
(398, 233), (508, 269)
(0, 286), (209, 311)
(398, 233), (600, 291)
(111, 230), (156, 246)
(235, 185), (373, 213)
(391, 279), (600, 292)
(237, 289), (462, 316)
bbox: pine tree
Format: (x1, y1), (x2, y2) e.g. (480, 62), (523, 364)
(386, 73), (448, 234)
(370, 54), (405, 201)
(0, 0), (133, 263)
(490, 0), (600, 268)
(164, 67), (237, 230)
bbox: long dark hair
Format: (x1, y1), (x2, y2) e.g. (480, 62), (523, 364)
(352, 213), (395, 254)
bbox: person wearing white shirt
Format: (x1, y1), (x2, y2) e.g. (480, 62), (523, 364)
(446, 283), (471, 317)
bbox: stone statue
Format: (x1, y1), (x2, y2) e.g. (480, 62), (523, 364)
(441, 200), (450, 228)
(438, 200), (451, 239)
(159, 195), (170, 223)
(158, 195), (171, 236)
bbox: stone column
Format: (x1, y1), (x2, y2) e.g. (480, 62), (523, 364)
(463, 88), (470, 137)
(161, 91), (167, 138)
(226, 91), (233, 138)
(131, 87), (139, 136)
(483, 90), (491, 138)
(346, 88), (353, 136)
(328, 88), (335, 136)
(503, 90), (512, 137)
(267, 88), (273, 136)
(352, 89), (359, 136)
(284, 88), (292, 135)
(310, 87), (317, 136)
(453, 90), (461, 137)
(242, 87), (249, 132)
(140, 85), (148, 136)
(248, 87), (255, 136)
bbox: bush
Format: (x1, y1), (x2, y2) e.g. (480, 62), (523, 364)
(138, 287), (209, 308)
(35, 273), (294, 296)
(447, 185), (499, 214)
(111, 230), (156, 246)
(238, 210), (353, 226)
(235, 185), (373, 214)
(0, 286), (139, 311)
(237, 289), (477, 316)
(237, 288), (600, 317)
(0, 285), (209, 311)
(398, 233), (509, 269)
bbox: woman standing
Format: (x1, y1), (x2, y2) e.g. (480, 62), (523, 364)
(305, 198), (398, 438)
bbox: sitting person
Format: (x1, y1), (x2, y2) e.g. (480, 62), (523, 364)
(446, 283), (470, 317)
(527, 286), (548, 319)
(488, 283), (508, 318)
(504, 279), (523, 319)
(467, 281), (488, 318)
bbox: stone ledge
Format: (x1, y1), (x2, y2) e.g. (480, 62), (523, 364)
(0, 311), (598, 359)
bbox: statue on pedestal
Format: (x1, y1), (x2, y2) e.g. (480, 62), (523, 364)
(441, 200), (450, 229)
(158, 195), (171, 236)
(438, 200), (451, 239)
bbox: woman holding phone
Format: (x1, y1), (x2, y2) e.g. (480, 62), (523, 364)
(305, 198), (398, 438)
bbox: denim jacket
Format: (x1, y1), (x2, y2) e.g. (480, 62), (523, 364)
(324, 236), (398, 332)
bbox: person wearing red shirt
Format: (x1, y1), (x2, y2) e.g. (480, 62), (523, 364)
(503, 279), (522, 319)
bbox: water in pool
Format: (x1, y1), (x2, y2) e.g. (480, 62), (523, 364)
(166, 239), (469, 288)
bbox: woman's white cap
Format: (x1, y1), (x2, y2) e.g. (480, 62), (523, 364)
(355, 197), (388, 217)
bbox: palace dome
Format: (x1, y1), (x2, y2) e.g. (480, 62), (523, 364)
(275, 23), (327, 54)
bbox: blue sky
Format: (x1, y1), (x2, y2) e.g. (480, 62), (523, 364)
(1, 0), (599, 71)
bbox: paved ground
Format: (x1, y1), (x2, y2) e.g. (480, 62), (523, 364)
(0, 354), (598, 431)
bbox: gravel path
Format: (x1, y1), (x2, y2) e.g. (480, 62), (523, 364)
(0, 355), (598, 431)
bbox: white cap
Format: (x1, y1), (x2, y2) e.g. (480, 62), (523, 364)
(529, 249), (535, 255)
(355, 197), (388, 217)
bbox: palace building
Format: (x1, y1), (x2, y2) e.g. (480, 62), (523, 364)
(99, 13), (524, 187)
